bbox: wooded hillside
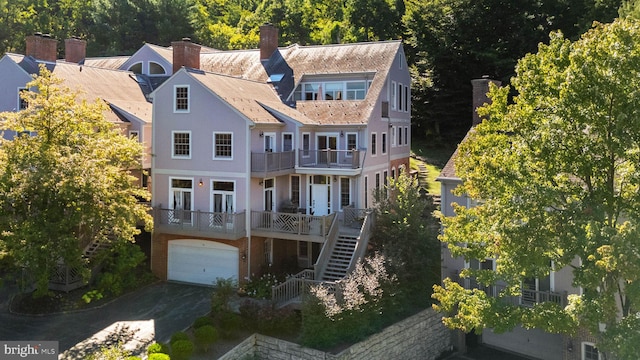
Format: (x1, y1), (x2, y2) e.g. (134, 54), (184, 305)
(0, 0), (623, 142)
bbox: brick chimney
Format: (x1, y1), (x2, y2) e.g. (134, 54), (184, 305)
(64, 37), (87, 63)
(259, 23), (278, 61)
(172, 38), (201, 74)
(471, 76), (501, 126)
(26, 33), (58, 62)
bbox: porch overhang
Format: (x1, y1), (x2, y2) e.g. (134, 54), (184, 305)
(295, 167), (362, 177)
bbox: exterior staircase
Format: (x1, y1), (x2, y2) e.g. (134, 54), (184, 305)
(321, 235), (358, 281)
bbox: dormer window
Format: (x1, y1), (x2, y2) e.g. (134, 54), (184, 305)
(293, 80), (368, 101)
(128, 62), (142, 74)
(149, 61), (166, 75)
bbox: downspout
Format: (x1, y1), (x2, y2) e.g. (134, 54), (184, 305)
(246, 124), (252, 280)
(150, 93), (157, 273)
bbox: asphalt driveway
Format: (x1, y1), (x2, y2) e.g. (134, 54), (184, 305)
(0, 281), (212, 359)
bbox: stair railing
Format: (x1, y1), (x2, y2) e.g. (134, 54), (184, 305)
(313, 215), (340, 280)
(345, 209), (374, 274)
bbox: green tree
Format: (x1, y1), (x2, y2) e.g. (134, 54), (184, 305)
(0, 66), (151, 297)
(433, 19), (640, 359)
(373, 171), (440, 307)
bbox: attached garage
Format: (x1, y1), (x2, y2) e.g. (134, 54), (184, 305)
(167, 239), (239, 286)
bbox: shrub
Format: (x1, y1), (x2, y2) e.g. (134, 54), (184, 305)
(239, 300), (299, 335)
(194, 325), (218, 352)
(171, 339), (194, 360)
(148, 354), (170, 360)
(147, 342), (170, 355)
(126, 357), (142, 360)
(192, 316), (214, 329)
(242, 273), (280, 299)
(217, 311), (242, 339)
(170, 331), (190, 345)
(211, 277), (236, 316)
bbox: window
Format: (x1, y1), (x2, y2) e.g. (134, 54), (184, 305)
(467, 258), (497, 296)
(383, 170), (388, 197)
(404, 85), (409, 112)
(172, 131), (191, 159)
(264, 178), (275, 212)
(302, 133), (310, 157)
(382, 133), (387, 154)
(290, 175), (300, 206)
(170, 178), (193, 223)
(294, 81), (368, 101)
(18, 88), (28, 110)
(404, 126), (409, 145)
(324, 82), (343, 100)
(582, 342), (601, 360)
(398, 126), (403, 146)
(391, 126), (396, 147)
(174, 85), (189, 112)
(283, 133), (293, 151)
(346, 133), (357, 157)
(214, 132), (233, 159)
(375, 172), (380, 190)
(340, 177), (351, 208)
(149, 61), (166, 75)
(398, 83), (403, 111)
(128, 62), (142, 74)
(364, 176), (368, 208)
(346, 81), (366, 100)
(212, 181), (235, 214)
(391, 81), (397, 110)
(391, 167), (396, 179)
(371, 133), (377, 156)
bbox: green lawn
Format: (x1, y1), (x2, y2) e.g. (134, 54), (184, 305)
(410, 137), (458, 197)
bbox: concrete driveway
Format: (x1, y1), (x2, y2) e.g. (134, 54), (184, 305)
(0, 281), (212, 359)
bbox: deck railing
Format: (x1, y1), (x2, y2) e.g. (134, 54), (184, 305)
(298, 149), (362, 169)
(463, 279), (567, 307)
(154, 207), (246, 237)
(251, 151), (295, 173)
(312, 214), (341, 279)
(345, 210), (374, 274)
(250, 211), (335, 237)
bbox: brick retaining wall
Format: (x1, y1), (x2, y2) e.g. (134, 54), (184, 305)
(219, 308), (452, 360)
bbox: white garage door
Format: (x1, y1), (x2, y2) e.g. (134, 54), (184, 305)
(168, 240), (239, 286)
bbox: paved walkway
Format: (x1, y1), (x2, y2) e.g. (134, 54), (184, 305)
(0, 281), (212, 359)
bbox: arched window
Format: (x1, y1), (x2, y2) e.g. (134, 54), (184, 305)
(149, 61), (166, 75)
(128, 62), (142, 74)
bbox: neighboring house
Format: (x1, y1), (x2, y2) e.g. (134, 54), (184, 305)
(0, 34), (153, 188)
(437, 78), (585, 360)
(149, 24), (411, 294)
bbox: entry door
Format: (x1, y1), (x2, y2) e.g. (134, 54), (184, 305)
(310, 178), (330, 216)
(317, 135), (338, 164)
(265, 133), (276, 170)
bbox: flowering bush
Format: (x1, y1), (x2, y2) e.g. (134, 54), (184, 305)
(242, 273), (281, 299)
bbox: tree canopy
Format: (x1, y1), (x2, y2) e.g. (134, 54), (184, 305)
(0, 66), (152, 296)
(433, 19), (640, 359)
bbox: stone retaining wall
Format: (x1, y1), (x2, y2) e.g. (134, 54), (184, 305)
(219, 308), (451, 360)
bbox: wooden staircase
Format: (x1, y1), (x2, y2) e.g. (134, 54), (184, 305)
(321, 235), (358, 281)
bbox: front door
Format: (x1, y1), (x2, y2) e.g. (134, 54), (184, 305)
(309, 175), (330, 215)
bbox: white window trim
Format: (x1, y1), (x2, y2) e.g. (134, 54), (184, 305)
(404, 126), (409, 145)
(404, 85), (410, 113)
(17, 87), (28, 110)
(371, 132), (377, 157)
(263, 132), (276, 152)
(345, 132), (358, 157)
(128, 61), (143, 74)
(290, 174), (301, 207)
(398, 82), (403, 112)
(282, 132), (294, 152)
(581, 342), (601, 360)
(173, 85), (190, 113)
(302, 132), (311, 158)
(375, 172), (381, 190)
(391, 126), (396, 147)
(148, 61), (167, 75)
(210, 179), (236, 214)
(169, 177), (194, 223)
(339, 177), (351, 210)
(391, 81), (397, 110)
(171, 130), (191, 159)
(212, 132), (234, 160)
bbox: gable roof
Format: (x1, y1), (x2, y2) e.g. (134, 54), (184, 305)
(186, 69), (316, 125)
(437, 131), (471, 181)
(83, 56), (129, 70)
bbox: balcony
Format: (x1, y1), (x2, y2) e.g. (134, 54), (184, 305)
(298, 149), (363, 172)
(251, 151), (295, 177)
(154, 208), (246, 240)
(250, 211), (336, 243)
(463, 279), (567, 308)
